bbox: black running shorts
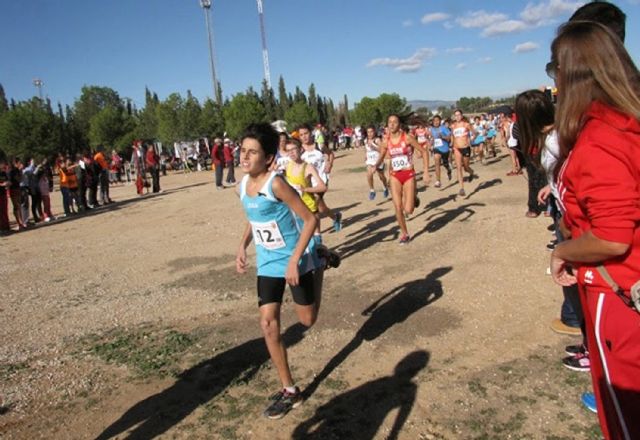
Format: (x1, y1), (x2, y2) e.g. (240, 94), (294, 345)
(257, 271), (315, 307)
(457, 147), (471, 158)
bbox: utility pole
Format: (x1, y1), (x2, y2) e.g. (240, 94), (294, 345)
(199, 0), (222, 105)
(33, 78), (44, 99)
(256, 0), (271, 88)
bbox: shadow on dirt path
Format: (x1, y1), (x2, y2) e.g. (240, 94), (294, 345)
(94, 324), (307, 440)
(301, 267), (451, 401)
(292, 350), (430, 440)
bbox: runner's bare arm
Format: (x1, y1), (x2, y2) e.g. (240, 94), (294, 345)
(304, 165), (327, 194)
(374, 139), (388, 169)
(236, 222), (253, 274)
(272, 176), (318, 286)
(323, 145), (335, 174)
(407, 135), (427, 156)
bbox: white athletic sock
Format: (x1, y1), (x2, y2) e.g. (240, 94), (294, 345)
(285, 385), (297, 394)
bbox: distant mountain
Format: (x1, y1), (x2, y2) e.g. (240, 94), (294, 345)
(408, 100), (456, 111)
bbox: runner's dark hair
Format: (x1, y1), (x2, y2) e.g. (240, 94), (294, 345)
(515, 89), (555, 165)
(241, 123), (279, 161)
(296, 123), (313, 132)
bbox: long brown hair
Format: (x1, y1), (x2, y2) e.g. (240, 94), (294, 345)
(515, 90), (555, 165)
(552, 21), (640, 166)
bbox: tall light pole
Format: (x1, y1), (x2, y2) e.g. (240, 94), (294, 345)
(33, 78), (44, 99)
(199, 0), (221, 105)
(256, 0), (271, 88)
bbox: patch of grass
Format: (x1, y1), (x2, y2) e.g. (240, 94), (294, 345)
(324, 377), (349, 391)
(506, 394), (537, 405)
(84, 328), (196, 378)
(556, 411), (571, 422)
(0, 361), (29, 380)
(468, 379), (488, 398)
(492, 411), (527, 434)
(346, 166), (368, 173)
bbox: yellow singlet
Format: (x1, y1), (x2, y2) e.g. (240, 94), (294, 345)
(285, 162), (318, 213)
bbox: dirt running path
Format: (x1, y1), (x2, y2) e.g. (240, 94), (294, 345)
(1, 150), (599, 439)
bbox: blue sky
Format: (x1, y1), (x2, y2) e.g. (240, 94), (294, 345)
(1, 0), (639, 108)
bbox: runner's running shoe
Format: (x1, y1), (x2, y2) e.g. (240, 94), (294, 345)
(368, 191), (376, 201)
(562, 352), (590, 372)
(264, 387), (302, 419)
(581, 392), (597, 413)
(383, 188), (389, 198)
(565, 344), (587, 356)
(333, 212), (342, 232)
(458, 189), (466, 196)
(434, 181), (441, 188)
(399, 235), (411, 245)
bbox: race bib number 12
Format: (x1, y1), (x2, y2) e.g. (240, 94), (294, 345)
(251, 221), (286, 250)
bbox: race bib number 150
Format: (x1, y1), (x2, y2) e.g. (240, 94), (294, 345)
(251, 221), (286, 250)
(391, 155), (410, 171)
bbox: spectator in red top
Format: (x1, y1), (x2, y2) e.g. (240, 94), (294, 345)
(211, 137), (224, 190)
(223, 138), (236, 185)
(549, 21), (640, 440)
(145, 144), (161, 193)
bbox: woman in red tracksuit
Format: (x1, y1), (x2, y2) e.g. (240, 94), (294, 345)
(549, 22), (640, 440)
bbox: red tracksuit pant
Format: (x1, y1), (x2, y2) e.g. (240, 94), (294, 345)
(581, 285), (640, 440)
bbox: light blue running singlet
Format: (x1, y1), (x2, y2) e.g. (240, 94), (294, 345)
(240, 172), (315, 277)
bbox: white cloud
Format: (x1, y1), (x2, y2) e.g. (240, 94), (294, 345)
(443, 21), (455, 30)
(421, 12), (451, 24)
(520, 0), (584, 26)
(402, 19), (413, 28)
(482, 20), (528, 36)
(446, 47), (473, 54)
(514, 41), (540, 53)
(456, 63), (467, 70)
(456, 10), (508, 28)
(366, 48), (437, 73)
(477, 57), (493, 63)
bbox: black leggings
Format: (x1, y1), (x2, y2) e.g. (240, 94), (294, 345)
(524, 160), (547, 214)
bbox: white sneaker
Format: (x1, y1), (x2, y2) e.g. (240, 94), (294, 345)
(434, 181), (441, 188)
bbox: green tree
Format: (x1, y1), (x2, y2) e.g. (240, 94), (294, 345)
(0, 84), (9, 115)
(260, 79), (278, 122)
(136, 87), (159, 140)
(223, 93), (266, 139)
(180, 90), (202, 139)
(73, 86), (122, 144)
(350, 97), (381, 126)
(200, 98), (225, 137)
(376, 93), (410, 119)
(88, 106), (127, 148)
(156, 93), (184, 145)
(0, 98), (62, 159)
(284, 100), (316, 129)
(277, 75), (289, 119)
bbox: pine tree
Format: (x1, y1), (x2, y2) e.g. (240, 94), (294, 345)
(0, 84), (8, 114)
(260, 79), (277, 122)
(277, 75), (289, 118)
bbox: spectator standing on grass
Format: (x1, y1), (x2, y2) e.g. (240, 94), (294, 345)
(37, 158), (54, 222)
(212, 137), (224, 190)
(84, 150), (99, 207)
(223, 138), (236, 185)
(110, 150), (122, 184)
(8, 158), (25, 229)
(0, 157), (10, 234)
(131, 142), (146, 196)
(145, 144), (161, 193)
(94, 146), (112, 204)
(75, 153), (89, 212)
(19, 157), (33, 224)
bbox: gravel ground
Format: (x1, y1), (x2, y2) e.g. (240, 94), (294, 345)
(1, 150), (600, 439)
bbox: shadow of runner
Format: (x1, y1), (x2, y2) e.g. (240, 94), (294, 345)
(292, 351), (430, 440)
(94, 324), (307, 440)
(411, 203), (485, 241)
(464, 178), (502, 200)
(301, 267), (451, 400)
